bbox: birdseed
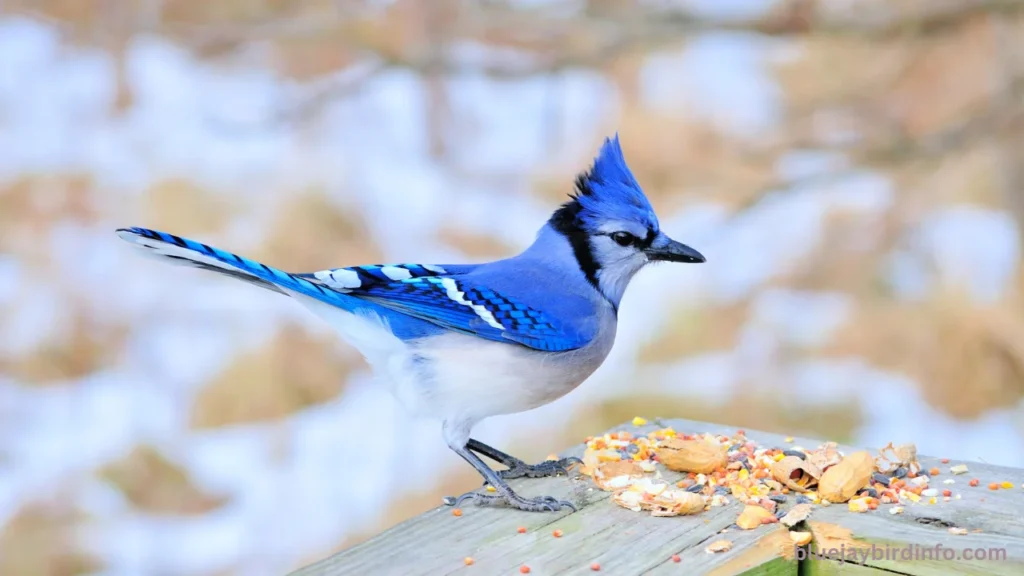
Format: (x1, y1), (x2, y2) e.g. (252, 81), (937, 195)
(579, 424), (993, 529)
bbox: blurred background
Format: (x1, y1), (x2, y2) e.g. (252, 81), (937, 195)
(1, 0), (1023, 574)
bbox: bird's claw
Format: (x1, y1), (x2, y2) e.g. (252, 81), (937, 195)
(445, 490), (576, 512)
(498, 456), (583, 480)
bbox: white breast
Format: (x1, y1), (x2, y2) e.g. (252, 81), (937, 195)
(293, 293), (615, 426)
(401, 330), (613, 422)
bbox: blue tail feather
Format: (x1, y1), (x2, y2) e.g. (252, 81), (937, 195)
(115, 226), (354, 308)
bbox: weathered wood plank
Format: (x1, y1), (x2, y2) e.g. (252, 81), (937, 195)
(292, 418), (1024, 576)
(644, 523), (794, 576)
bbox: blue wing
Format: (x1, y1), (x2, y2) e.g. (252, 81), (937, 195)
(116, 226), (588, 351)
(350, 276), (590, 351)
(294, 262), (478, 291)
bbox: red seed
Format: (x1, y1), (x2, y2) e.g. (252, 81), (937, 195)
(929, 467), (940, 476)
(672, 554), (681, 563)
(942, 489), (952, 497)
(553, 529), (563, 538)
(941, 458), (950, 464)
(590, 563), (601, 571)
(969, 479), (980, 487)
(517, 526), (526, 534)
(520, 566), (531, 574)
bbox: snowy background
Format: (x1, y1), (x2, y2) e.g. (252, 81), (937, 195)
(2, 1), (1023, 575)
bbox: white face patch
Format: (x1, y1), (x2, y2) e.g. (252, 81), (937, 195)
(380, 265), (412, 281)
(315, 268), (362, 290)
(438, 277), (504, 329)
(589, 235), (649, 305)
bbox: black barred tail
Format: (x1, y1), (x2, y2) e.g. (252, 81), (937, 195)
(115, 227), (353, 308)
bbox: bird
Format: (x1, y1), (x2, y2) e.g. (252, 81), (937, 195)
(115, 134), (705, 513)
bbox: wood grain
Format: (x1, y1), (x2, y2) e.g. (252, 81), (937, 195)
(291, 418), (1024, 576)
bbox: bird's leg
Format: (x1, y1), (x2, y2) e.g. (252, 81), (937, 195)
(443, 443), (577, 512)
(467, 438), (582, 480)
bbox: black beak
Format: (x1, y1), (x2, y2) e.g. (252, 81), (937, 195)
(645, 238), (706, 263)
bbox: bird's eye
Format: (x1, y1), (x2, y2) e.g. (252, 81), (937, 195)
(611, 232), (635, 247)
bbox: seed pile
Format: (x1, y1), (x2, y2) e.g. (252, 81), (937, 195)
(579, 422), (1013, 530)
(451, 422), (1020, 570)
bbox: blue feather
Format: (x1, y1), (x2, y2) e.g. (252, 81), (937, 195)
(116, 226), (587, 351)
(572, 134), (659, 234)
(355, 276), (588, 351)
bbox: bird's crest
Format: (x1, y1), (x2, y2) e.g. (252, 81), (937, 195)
(552, 134), (658, 232)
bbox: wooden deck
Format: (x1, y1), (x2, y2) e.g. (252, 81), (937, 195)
(291, 418), (1024, 575)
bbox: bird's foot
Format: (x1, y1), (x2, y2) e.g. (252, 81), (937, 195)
(444, 490), (576, 512)
(497, 456), (583, 480)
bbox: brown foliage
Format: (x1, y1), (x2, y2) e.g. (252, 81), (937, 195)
(887, 15), (1000, 138)
(638, 301), (750, 364)
(0, 313), (129, 386)
(190, 323), (362, 429)
(253, 189), (382, 272)
(824, 286), (1024, 418)
(98, 445), (229, 515)
(0, 175), (100, 261)
(143, 179), (233, 237)
(437, 227), (516, 260)
(0, 498), (102, 576)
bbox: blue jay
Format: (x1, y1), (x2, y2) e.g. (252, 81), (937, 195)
(115, 135), (704, 513)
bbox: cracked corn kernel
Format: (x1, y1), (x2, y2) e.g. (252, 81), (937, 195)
(632, 416), (647, 426)
(988, 482), (999, 490)
(1002, 481), (1014, 489)
(464, 557), (474, 566)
